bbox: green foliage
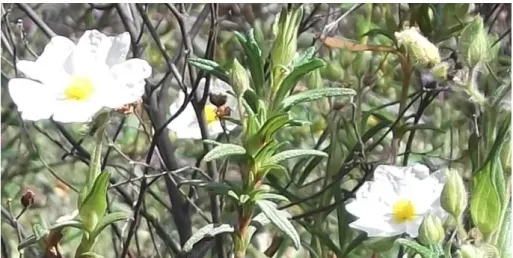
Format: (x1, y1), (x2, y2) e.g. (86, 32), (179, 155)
(183, 224), (235, 252)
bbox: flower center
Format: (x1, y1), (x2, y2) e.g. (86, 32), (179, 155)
(392, 199), (416, 223)
(65, 76), (94, 101)
(204, 105), (218, 124)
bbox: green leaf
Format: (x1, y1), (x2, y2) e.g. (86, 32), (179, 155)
(256, 193), (290, 202)
(490, 83), (511, 108)
(257, 113), (290, 142)
(183, 223), (235, 252)
(343, 233), (367, 255)
(202, 139), (222, 146)
(396, 238), (437, 258)
(19, 220), (83, 250)
(79, 171), (111, 232)
(91, 212), (129, 238)
(234, 30), (265, 97)
(497, 201), (511, 258)
(179, 180), (233, 195)
(299, 220), (343, 255)
(259, 163), (288, 177)
(405, 123), (445, 133)
(292, 46), (316, 67)
(32, 223), (48, 242)
(242, 89), (260, 114)
(80, 252), (105, 258)
(203, 144), (247, 162)
(280, 88), (356, 111)
(296, 155), (325, 186)
(267, 149), (328, 165)
(470, 158), (503, 234)
(188, 58), (230, 83)
(256, 199), (300, 249)
(273, 58), (326, 109)
(361, 29), (397, 44)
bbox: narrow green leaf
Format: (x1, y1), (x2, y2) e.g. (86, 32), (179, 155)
(256, 199), (300, 249)
(203, 144), (247, 162)
(299, 220), (343, 255)
(292, 46), (316, 67)
(188, 58), (230, 83)
(405, 123), (445, 133)
(256, 193), (290, 202)
(497, 201), (511, 258)
(19, 220), (83, 250)
(235, 30), (265, 96)
(471, 158), (503, 234)
(258, 113), (290, 141)
(361, 29), (397, 44)
(32, 223), (48, 242)
(343, 233), (367, 255)
(179, 180), (232, 195)
(274, 58), (326, 109)
(280, 88), (356, 111)
(396, 238), (437, 258)
(79, 171), (111, 232)
(259, 163), (288, 177)
(91, 212), (129, 238)
(80, 252), (105, 258)
(203, 139), (222, 146)
(242, 89), (260, 114)
(183, 223), (235, 252)
(267, 149), (328, 165)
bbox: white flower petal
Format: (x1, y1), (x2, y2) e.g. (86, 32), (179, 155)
(102, 59), (151, 108)
(8, 78), (55, 121)
(52, 101), (102, 123)
(106, 32), (131, 67)
(65, 30), (111, 75)
(350, 217), (405, 237)
(405, 217), (423, 238)
(168, 92), (203, 139)
(18, 36), (74, 85)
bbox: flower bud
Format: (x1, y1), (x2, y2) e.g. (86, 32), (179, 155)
(431, 62), (449, 80)
(229, 58), (250, 97)
(395, 27), (440, 67)
(418, 213), (445, 245)
(324, 62), (344, 81)
(21, 190), (35, 208)
(306, 68), (323, 90)
(352, 52), (371, 78)
(458, 244), (486, 258)
(441, 169), (468, 219)
(339, 49), (355, 70)
(458, 16), (489, 67)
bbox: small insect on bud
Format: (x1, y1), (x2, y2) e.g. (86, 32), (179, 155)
(115, 99), (142, 115)
(209, 93), (228, 107)
(216, 106), (232, 119)
(21, 190), (35, 208)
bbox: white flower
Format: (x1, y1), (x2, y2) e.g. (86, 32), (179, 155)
(8, 30), (152, 123)
(346, 163), (447, 238)
(168, 79), (239, 139)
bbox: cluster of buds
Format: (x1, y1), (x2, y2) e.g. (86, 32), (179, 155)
(395, 27), (441, 68)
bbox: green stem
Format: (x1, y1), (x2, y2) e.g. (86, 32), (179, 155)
(86, 112), (110, 188)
